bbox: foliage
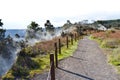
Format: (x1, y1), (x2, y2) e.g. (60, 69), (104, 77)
(0, 19), (6, 40)
(108, 47), (120, 73)
(0, 19), (3, 26)
(15, 34), (20, 38)
(44, 20), (55, 31)
(12, 64), (29, 78)
(75, 26), (84, 35)
(109, 47), (120, 66)
(90, 30), (120, 73)
(58, 41), (78, 60)
(95, 19), (120, 29)
(101, 39), (119, 48)
(3, 35), (79, 79)
(27, 21), (42, 32)
(62, 20), (73, 30)
(26, 21), (43, 39)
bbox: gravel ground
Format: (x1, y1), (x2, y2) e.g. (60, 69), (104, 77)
(32, 37), (120, 80)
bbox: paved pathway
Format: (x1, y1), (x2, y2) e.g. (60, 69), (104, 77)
(55, 37), (120, 80)
(32, 37), (120, 80)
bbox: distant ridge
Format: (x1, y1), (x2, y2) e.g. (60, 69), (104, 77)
(94, 19), (120, 29)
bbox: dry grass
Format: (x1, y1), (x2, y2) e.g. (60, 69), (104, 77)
(91, 29), (120, 73)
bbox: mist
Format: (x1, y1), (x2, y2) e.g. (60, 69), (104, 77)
(26, 27), (63, 45)
(0, 25), (74, 77)
(0, 41), (21, 76)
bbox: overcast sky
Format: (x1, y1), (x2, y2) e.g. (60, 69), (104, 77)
(0, 0), (120, 29)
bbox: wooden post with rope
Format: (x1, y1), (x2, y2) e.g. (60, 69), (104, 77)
(54, 42), (58, 67)
(50, 53), (55, 80)
(66, 36), (69, 48)
(58, 39), (61, 54)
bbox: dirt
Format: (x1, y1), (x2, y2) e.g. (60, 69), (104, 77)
(32, 36), (120, 80)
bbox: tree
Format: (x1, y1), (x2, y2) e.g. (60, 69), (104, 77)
(15, 34), (20, 38)
(44, 20), (55, 31)
(0, 19), (3, 27)
(0, 19), (6, 40)
(62, 20), (73, 29)
(67, 20), (72, 25)
(27, 21), (42, 32)
(26, 21), (43, 39)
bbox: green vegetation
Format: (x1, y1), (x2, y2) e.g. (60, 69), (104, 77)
(108, 47), (120, 73)
(94, 19), (120, 29)
(62, 20), (72, 30)
(0, 19), (6, 40)
(90, 30), (120, 73)
(109, 47), (120, 66)
(89, 35), (103, 44)
(44, 20), (55, 31)
(58, 41), (78, 60)
(26, 21), (43, 39)
(3, 39), (79, 79)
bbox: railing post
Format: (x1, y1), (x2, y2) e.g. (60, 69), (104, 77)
(71, 35), (73, 45)
(50, 53), (55, 80)
(75, 33), (77, 42)
(54, 42), (58, 68)
(58, 39), (61, 54)
(66, 36), (69, 48)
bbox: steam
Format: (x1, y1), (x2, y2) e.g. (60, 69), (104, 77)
(26, 26), (76, 46)
(0, 26), (75, 77)
(0, 41), (21, 76)
(26, 28), (63, 46)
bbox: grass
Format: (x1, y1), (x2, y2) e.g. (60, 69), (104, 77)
(29, 40), (79, 78)
(3, 39), (79, 79)
(90, 30), (120, 74)
(58, 41), (78, 60)
(108, 47), (120, 73)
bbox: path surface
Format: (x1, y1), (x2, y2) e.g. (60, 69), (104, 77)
(33, 37), (120, 80)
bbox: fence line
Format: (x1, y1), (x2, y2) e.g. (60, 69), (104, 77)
(50, 53), (55, 80)
(47, 33), (81, 80)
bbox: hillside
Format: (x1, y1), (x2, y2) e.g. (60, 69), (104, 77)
(94, 19), (120, 29)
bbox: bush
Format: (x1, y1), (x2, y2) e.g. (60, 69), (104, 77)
(101, 39), (119, 48)
(19, 47), (41, 57)
(12, 64), (29, 78)
(109, 47), (120, 66)
(16, 56), (40, 69)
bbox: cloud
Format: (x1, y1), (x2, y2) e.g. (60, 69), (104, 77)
(0, 0), (120, 29)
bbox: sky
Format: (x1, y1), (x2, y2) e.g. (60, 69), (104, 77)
(0, 0), (120, 29)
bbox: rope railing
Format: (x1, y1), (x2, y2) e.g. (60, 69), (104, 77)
(46, 33), (81, 80)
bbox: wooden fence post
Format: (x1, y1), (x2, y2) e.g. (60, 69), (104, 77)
(75, 33), (77, 42)
(71, 35), (73, 45)
(66, 36), (69, 48)
(54, 42), (58, 68)
(58, 39), (61, 54)
(50, 53), (55, 80)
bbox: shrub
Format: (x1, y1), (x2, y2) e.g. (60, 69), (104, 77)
(101, 39), (118, 48)
(109, 47), (120, 66)
(12, 64), (29, 78)
(16, 56), (40, 69)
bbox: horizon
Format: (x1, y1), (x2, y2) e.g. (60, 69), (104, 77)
(1, 0), (120, 29)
